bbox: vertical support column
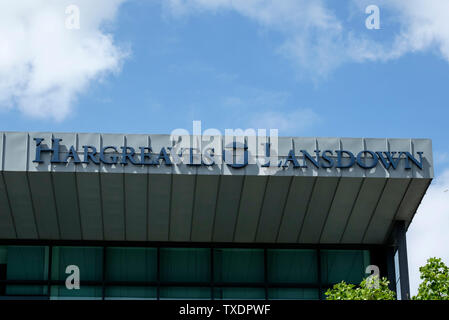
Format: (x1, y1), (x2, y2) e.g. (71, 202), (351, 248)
(394, 221), (410, 300)
(385, 246), (397, 293)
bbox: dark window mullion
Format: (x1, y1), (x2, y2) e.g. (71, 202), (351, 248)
(317, 248), (322, 300)
(47, 245), (52, 299)
(264, 248), (268, 300)
(157, 247), (160, 300)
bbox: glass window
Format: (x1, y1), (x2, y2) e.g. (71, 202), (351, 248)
(268, 288), (319, 300)
(214, 249), (264, 283)
(105, 286), (157, 300)
(320, 250), (370, 285)
(160, 287), (211, 299)
(50, 286), (102, 300)
(106, 247), (157, 282)
(160, 248), (210, 283)
(267, 249), (317, 284)
(51, 247), (103, 282)
(214, 287), (265, 300)
(5, 246), (49, 296)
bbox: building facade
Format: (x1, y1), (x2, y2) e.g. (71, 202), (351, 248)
(0, 132), (433, 300)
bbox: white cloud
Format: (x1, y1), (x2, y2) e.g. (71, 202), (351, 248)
(0, 0), (128, 121)
(164, 0), (449, 76)
(384, 0), (449, 61)
(407, 169), (449, 296)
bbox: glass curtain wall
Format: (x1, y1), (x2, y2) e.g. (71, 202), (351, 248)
(0, 245), (372, 300)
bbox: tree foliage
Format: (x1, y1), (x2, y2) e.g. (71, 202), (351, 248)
(325, 276), (396, 300)
(413, 257), (449, 300)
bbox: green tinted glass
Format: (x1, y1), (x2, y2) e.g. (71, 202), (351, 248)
(105, 286), (157, 299)
(267, 249), (317, 284)
(160, 248), (210, 283)
(5, 246), (48, 296)
(51, 247), (103, 281)
(50, 286), (102, 299)
(214, 249), (264, 283)
(268, 288), (319, 300)
(160, 287), (211, 299)
(106, 247), (157, 282)
(321, 250), (370, 284)
(214, 287), (265, 300)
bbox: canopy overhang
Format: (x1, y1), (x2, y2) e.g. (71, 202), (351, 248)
(0, 132), (433, 245)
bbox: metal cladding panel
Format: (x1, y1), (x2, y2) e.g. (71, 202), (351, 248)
(28, 132), (53, 173)
(212, 175), (244, 242)
(276, 176), (316, 243)
(124, 173), (148, 241)
(255, 176), (292, 243)
(339, 138), (365, 178)
(77, 133), (101, 173)
(364, 138), (389, 178)
(388, 139), (413, 179)
(124, 135), (149, 175)
(297, 177), (340, 243)
(190, 175), (220, 242)
(412, 139), (434, 179)
(28, 172), (60, 239)
(340, 178), (387, 243)
(363, 179), (411, 244)
(52, 172), (82, 240)
(233, 176), (268, 243)
(3, 132), (28, 172)
(320, 177), (364, 243)
(100, 173), (125, 241)
(0, 172), (16, 239)
(292, 137), (317, 176)
(169, 174), (196, 241)
(76, 172), (103, 240)
(52, 133), (78, 173)
(148, 135), (173, 175)
(147, 174), (171, 241)
(395, 178), (431, 223)
(2, 172), (38, 238)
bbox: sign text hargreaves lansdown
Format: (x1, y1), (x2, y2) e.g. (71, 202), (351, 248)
(31, 137), (425, 170)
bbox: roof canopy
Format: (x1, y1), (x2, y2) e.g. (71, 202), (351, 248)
(0, 132), (433, 244)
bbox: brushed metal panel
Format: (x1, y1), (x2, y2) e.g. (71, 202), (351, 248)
(212, 175), (244, 242)
(190, 175), (220, 242)
(277, 176), (316, 243)
(76, 172), (103, 240)
(169, 174), (195, 241)
(363, 178), (410, 244)
(298, 177), (340, 243)
(101, 173), (125, 241)
(28, 172), (60, 239)
(52, 172), (82, 240)
(2, 172), (38, 238)
(0, 172), (16, 238)
(320, 177), (364, 243)
(255, 176), (291, 243)
(233, 176), (268, 243)
(340, 178), (387, 243)
(148, 174), (171, 241)
(124, 173), (148, 241)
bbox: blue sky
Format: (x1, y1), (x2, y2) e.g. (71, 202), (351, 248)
(2, 0), (449, 175)
(1, 0), (449, 295)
